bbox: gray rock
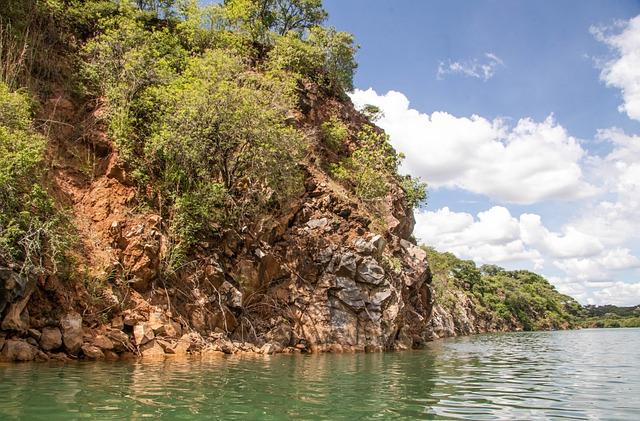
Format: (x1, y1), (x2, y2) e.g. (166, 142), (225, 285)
(333, 277), (365, 311)
(369, 288), (393, 312)
(306, 218), (328, 229)
(220, 281), (243, 309)
(60, 313), (83, 354)
(354, 238), (375, 255)
(40, 327), (62, 351)
(334, 253), (357, 278)
(356, 257), (385, 285)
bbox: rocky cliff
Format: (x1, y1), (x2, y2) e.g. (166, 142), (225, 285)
(0, 76), (434, 361)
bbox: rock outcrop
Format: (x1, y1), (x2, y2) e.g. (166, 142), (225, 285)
(0, 83), (434, 362)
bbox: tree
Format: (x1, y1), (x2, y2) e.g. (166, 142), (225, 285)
(146, 50), (306, 247)
(222, 0), (327, 41)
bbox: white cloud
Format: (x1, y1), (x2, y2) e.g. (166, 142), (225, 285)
(571, 129), (640, 245)
(592, 16), (640, 121)
(350, 88), (597, 204)
(414, 206), (543, 268)
(415, 205), (640, 305)
(437, 52), (504, 81)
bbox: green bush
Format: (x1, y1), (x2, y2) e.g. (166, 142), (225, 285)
(399, 175), (427, 209)
(308, 26), (358, 93)
(0, 82), (68, 272)
(82, 9), (187, 159)
(320, 115), (349, 150)
(145, 50), (306, 250)
(331, 125), (400, 201)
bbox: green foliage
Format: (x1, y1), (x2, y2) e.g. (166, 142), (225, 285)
(359, 104), (383, 121)
(399, 175), (427, 209)
(320, 115), (348, 150)
(145, 50), (306, 250)
(382, 255), (402, 275)
(307, 26), (357, 92)
(331, 126), (400, 201)
(223, 0), (327, 42)
(330, 125), (425, 209)
(580, 304), (640, 328)
(265, 26), (357, 93)
(423, 246), (582, 331)
(82, 8), (187, 158)
(0, 82), (68, 272)
(267, 31), (321, 76)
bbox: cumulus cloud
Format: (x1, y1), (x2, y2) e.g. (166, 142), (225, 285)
(571, 128), (640, 245)
(591, 16), (640, 121)
(415, 206), (640, 305)
(350, 88), (597, 204)
(437, 52), (504, 81)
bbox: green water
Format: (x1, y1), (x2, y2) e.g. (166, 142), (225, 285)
(1, 328), (639, 420)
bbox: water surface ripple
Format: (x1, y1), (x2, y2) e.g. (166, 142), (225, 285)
(1, 328), (639, 420)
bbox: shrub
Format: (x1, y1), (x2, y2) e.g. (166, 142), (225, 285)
(360, 104), (383, 121)
(267, 31), (321, 77)
(399, 175), (427, 209)
(320, 115), (349, 150)
(331, 125), (400, 201)
(146, 50), (306, 249)
(82, 9), (187, 159)
(0, 82), (68, 272)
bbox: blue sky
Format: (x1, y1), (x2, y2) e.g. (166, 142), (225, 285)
(329, 1), (640, 305)
(202, 1), (640, 304)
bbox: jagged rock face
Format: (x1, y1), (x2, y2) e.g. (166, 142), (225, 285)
(0, 88), (434, 361)
(424, 294), (518, 340)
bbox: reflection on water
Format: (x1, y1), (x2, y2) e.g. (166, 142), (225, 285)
(0, 328), (639, 420)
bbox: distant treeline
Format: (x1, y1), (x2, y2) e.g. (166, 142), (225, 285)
(424, 246), (640, 331)
(580, 305), (640, 328)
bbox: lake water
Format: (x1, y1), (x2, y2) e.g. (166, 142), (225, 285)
(0, 328), (639, 420)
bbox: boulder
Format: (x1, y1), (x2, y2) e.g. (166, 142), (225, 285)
(107, 330), (133, 352)
(28, 329), (42, 341)
(40, 327), (63, 351)
(0, 339), (38, 362)
(1, 275), (35, 331)
(81, 344), (105, 360)
(259, 343), (277, 355)
(60, 313), (84, 354)
(140, 340), (166, 358)
(0, 268), (30, 315)
(172, 335), (193, 356)
(92, 335), (114, 350)
(306, 218), (328, 229)
(133, 323), (155, 346)
(333, 277), (365, 311)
